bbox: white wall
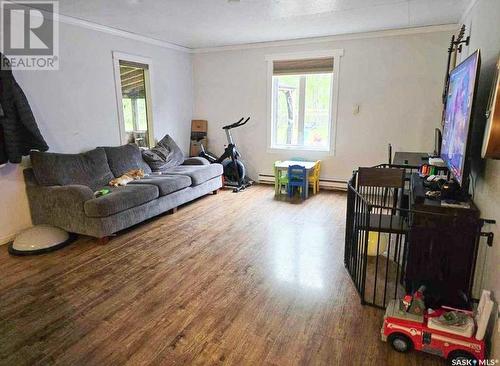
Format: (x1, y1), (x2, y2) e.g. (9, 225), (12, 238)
(0, 21), (193, 243)
(193, 29), (452, 182)
(461, 0), (500, 358)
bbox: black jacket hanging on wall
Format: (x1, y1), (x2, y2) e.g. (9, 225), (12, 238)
(0, 54), (48, 164)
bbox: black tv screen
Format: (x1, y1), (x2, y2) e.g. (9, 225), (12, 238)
(441, 50), (481, 186)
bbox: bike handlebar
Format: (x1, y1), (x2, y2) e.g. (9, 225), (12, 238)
(222, 117), (250, 130)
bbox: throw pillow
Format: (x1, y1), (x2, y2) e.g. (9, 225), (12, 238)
(30, 148), (114, 191)
(103, 144), (152, 177)
(142, 134), (184, 171)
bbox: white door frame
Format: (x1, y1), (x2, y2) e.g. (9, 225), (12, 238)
(112, 51), (155, 147)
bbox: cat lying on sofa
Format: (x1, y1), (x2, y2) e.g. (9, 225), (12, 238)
(109, 169), (145, 187)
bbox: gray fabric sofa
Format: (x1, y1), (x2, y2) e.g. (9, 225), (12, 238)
(24, 144), (223, 239)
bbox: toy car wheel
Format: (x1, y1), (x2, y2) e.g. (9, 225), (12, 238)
(447, 351), (477, 366)
(388, 333), (413, 353)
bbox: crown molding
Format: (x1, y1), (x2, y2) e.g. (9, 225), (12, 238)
(50, 20), (456, 55)
(2, 2), (459, 55)
(57, 14), (190, 53)
(3, 1), (190, 53)
(192, 24), (459, 54)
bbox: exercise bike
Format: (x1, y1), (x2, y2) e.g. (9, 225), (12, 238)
(199, 117), (253, 192)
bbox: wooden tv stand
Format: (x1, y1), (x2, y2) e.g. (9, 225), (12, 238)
(405, 173), (481, 307)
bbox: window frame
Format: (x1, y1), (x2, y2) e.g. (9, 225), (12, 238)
(112, 51), (155, 148)
(266, 49), (344, 155)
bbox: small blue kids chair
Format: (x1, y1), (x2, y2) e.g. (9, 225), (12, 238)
(287, 165), (307, 199)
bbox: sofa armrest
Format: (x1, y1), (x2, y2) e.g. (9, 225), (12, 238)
(40, 184), (95, 202)
(182, 157), (210, 166)
(26, 182), (95, 223)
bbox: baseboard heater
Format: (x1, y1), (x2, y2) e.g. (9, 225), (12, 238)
(258, 174), (347, 191)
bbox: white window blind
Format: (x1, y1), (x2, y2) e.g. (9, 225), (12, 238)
(273, 57), (334, 75)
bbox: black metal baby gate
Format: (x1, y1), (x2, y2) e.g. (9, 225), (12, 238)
(344, 166), (456, 309)
(344, 167), (409, 309)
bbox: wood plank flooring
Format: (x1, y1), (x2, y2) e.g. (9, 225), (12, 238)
(0, 185), (444, 366)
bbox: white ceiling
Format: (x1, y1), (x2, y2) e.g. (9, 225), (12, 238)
(50, 0), (468, 49)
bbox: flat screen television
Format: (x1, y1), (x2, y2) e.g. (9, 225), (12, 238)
(441, 49), (481, 187)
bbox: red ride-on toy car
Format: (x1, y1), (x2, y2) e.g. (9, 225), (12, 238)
(381, 288), (494, 365)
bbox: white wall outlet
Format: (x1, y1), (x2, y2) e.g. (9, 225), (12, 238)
(353, 104), (360, 115)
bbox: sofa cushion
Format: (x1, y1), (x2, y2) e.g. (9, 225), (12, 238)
(142, 135), (184, 171)
(182, 157), (210, 166)
(103, 144), (152, 177)
(84, 184), (159, 218)
(129, 175), (191, 196)
(31, 148), (114, 191)
(163, 163), (223, 186)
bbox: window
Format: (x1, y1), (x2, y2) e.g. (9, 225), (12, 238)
(267, 50), (343, 152)
(113, 53), (154, 148)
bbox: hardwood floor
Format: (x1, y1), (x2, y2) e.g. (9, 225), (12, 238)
(0, 185), (444, 366)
